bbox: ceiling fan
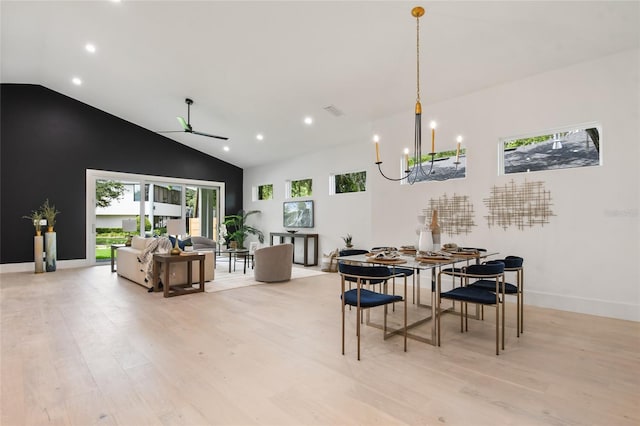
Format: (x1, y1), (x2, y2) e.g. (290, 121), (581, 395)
(159, 98), (229, 140)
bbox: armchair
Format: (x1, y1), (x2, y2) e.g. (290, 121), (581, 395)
(254, 243), (294, 282)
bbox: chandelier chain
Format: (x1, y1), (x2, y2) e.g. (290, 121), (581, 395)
(416, 15), (420, 103)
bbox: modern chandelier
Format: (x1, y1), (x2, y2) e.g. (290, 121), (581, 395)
(374, 6), (462, 184)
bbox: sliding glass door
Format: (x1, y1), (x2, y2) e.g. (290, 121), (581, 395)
(87, 170), (225, 265)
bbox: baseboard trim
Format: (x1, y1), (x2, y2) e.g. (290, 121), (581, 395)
(0, 259), (90, 274)
(526, 290), (639, 322)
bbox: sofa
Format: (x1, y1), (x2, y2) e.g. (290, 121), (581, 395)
(117, 236), (215, 289)
(254, 243), (294, 282)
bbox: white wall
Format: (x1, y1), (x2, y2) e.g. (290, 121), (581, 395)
(244, 142), (373, 262)
(245, 49), (640, 321)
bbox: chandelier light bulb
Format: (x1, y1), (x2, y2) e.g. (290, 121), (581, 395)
(456, 135), (463, 143)
(373, 134), (380, 142)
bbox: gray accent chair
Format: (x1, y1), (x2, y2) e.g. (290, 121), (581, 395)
(190, 236), (217, 251)
(254, 243), (294, 282)
(190, 236), (217, 266)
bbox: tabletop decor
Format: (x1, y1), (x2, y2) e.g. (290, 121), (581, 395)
(430, 209), (441, 250)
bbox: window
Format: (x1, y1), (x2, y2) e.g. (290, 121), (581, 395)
(133, 184), (149, 202)
(331, 171), (367, 194)
(258, 184), (273, 200)
(404, 149), (467, 183)
(289, 178), (312, 198)
(501, 123), (601, 175)
(152, 185), (182, 205)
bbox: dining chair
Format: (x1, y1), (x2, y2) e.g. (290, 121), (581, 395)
(437, 262), (506, 355)
(469, 256), (524, 336)
(339, 249), (378, 290)
(339, 263), (407, 360)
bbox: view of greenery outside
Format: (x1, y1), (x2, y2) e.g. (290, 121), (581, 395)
(408, 149), (466, 166)
(504, 135), (553, 150)
(258, 184), (273, 200)
(291, 179), (312, 197)
(335, 171), (366, 194)
(96, 180), (125, 208)
(503, 127), (600, 174)
(186, 187), (196, 217)
(95, 216), (152, 260)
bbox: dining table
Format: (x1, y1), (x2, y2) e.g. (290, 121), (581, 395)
(336, 248), (498, 345)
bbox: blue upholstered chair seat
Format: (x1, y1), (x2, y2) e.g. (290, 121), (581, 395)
(440, 286), (499, 304)
(342, 288), (403, 308)
(437, 262), (506, 355)
(339, 262), (408, 360)
(469, 279), (518, 294)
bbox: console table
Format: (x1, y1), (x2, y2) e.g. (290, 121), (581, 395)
(270, 232), (318, 266)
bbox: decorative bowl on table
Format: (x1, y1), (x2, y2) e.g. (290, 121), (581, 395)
(286, 230), (298, 234)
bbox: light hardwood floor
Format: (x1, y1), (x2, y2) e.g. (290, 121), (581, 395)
(1, 265), (638, 425)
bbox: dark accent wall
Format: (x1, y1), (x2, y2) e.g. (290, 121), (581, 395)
(1, 84), (243, 264)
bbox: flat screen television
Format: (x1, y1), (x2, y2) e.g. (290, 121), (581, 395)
(283, 200), (314, 228)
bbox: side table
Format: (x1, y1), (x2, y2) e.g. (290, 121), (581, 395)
(220, 248), (250, 274)
(152, 253), (206, 298)
(111, 244), (125, 272)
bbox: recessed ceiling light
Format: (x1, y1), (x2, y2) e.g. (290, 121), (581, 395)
(304, 116), (313, 125)
(72, 77), (82, 86)
(85, 43), (96, 53)
(256, 134), (264, 141)
(223, 146), (230, 152)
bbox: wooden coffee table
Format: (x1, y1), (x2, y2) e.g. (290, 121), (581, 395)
(152, 252), (206, 298)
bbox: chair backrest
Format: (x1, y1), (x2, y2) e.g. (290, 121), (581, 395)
(338, 249), (369, 257)
(338, 263), (392, 280)
(502, 255), (523, 269)
(466, 262), (505, 276)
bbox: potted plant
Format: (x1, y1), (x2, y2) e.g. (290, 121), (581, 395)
(23, 208), (44, 236)
(342, 233), (353, 248)
(41, 199), (60, 232)
(223, 209), (264, 249)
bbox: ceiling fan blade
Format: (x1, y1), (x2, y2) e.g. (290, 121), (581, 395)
(191, 130), (229, 140)
(176, 116), (191, 132)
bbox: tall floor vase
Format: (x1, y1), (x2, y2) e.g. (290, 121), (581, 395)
(34, 235), (44, 273)
(45, 231), (57, 272)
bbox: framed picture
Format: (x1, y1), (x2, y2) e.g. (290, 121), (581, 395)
(283, 200), (314, 228)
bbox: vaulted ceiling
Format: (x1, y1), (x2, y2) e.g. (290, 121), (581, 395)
(2, 1), (638, 168)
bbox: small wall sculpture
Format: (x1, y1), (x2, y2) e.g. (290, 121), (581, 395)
(484, 179), (554, 230)
(425, 193), (476, 236)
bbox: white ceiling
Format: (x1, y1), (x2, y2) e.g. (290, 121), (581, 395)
(2, 1), (638, 169)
